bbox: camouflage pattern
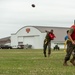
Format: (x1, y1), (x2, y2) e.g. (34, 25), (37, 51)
(64, 40), (75, 61)
(43, 32), (51, 57)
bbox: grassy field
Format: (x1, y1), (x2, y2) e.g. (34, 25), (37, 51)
(0, 49), (75, 75)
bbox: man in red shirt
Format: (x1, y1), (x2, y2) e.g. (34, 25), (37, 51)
(43, 29), (56, 57)
(63, 24), (75, 66)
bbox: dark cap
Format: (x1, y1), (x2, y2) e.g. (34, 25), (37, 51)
(51, 29), (53, 32)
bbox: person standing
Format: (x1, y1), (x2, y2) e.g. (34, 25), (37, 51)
(43, 29), (56, 57)
(63, 24), (75, 66)
(64, 30), (69, 52)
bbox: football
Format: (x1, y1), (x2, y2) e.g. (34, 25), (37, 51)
(31, 4), (35, 8)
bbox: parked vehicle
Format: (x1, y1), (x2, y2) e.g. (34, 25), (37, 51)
(0, 45), (12, 49)
(12, 45), (24, 49)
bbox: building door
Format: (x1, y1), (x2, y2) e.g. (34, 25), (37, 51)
(23, 36), (34, 47)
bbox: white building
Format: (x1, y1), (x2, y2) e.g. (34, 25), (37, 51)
(10, 26), (69, 49)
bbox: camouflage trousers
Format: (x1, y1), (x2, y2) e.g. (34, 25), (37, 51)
(64, 40), (75, 61)
(43, 39), (51, 57)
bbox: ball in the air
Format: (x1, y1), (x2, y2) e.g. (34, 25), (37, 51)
(31, 4), (35, 8)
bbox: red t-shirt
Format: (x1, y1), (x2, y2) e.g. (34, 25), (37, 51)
(71, 25), (75, 40)
(49, 33), (56, 40)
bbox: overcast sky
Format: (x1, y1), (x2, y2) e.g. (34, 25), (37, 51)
(0, 0), (75, 38)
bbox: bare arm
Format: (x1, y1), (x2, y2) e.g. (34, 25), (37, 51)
(45, 30), (49, 33)
(45, 30), (50, 35)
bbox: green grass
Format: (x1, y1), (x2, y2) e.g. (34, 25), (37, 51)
(0, 49), (74, 75)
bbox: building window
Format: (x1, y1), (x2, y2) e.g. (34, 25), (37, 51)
(18, 42), (23, 45)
